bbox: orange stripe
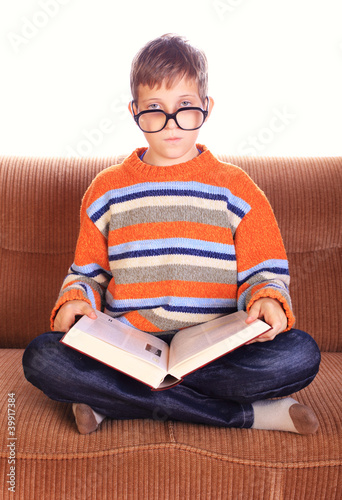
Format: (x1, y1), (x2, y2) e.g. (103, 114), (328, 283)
(235, 205), (287, 271)
(110, 221), (233, 245)
(113, 282), (236, 300)
(75, 214), (111, 270)
(124, 311), (163, 333)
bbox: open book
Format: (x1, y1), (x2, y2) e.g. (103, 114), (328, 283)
(60, 310), (271, 390)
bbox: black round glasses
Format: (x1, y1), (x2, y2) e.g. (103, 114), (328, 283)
(132, 97), (209, 133)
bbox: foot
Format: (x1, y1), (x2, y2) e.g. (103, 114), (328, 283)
(289, 403), (319, 434)
(252, 398), (319, 434)
(72, 403), (99, 435)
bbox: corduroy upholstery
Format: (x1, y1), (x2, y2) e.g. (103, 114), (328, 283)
(0, 155), (341, 499)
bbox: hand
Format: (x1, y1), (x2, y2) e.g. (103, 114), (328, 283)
(54, 300), (97, 333)
(245, 297), (287, 343)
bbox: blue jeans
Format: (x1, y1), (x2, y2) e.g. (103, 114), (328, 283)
(22, 329), (320, 428)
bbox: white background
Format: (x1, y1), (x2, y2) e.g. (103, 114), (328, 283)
(1, 0), (341, 157)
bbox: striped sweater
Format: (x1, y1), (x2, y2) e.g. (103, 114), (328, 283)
(51, 145), (295, 334)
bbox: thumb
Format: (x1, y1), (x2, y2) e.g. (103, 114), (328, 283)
(79, 302), (97, 320)
(245, 303), (261, 324)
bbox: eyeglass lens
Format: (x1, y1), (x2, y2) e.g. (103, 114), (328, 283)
(138, 109), (205, 133)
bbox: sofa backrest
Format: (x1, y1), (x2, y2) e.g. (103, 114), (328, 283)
(1, 155), (341, 351)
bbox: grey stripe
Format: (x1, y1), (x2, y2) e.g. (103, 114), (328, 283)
(108, 206), (231, 231)
(138, 308), (200, 333)
(113, 265), (237, 285)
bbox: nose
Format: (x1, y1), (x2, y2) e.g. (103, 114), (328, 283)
(165, 116), (178, 130)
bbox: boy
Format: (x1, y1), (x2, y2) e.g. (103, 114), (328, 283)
(23, 34), (320, 435)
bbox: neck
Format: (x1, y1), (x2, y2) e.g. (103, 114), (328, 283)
(142, 145), (200, 167)
(125, 144), (210, 181)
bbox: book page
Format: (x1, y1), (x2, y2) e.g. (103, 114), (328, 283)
(67, 311), (169, 371)
(168, 311), (268, 370)
(61, 330), (170, 389)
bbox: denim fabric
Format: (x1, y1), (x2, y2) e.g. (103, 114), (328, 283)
(22, 329), (320, 428)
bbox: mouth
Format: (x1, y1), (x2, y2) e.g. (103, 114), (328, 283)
(164, 137), (182, 143)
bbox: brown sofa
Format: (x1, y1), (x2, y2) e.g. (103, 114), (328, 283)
(1, 154), (341, 499)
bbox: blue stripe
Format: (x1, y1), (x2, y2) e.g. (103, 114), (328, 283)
(237, 283), (289, 311)
(109, 238), (234, 256)
(238, 267), (289, 287)
(108, 297), (236, 308)
(87, 181), (251, 223)
(104, 296), (236, 314)
(238, 259), (289, 286)
(70, 263), (111, 279)
(109, 247), (236, 262)
(87, 181), (229, 217)
(267, 283), (289, 292)
(163, 305), (236, 315)
(105, 303), (237, 315)
(113, 315), (138, 329)
(79, 284), (97, 309)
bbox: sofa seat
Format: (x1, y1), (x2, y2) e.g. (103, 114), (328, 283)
(1, 349), (340, 499)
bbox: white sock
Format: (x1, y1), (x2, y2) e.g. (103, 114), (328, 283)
(72, 403), (106, 426)
(92, 408), (106, 425)
(251, 398), (318, 434)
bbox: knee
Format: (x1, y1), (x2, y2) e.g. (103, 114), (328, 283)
(267, 329), (321, 387)
(22, 332), (63, 385)
(234, 330), (321, 402)
(248, 329), (320, 384)
(287, 329), (321, 376)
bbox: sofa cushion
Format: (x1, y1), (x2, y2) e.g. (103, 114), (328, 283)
(0, 349), (340, 499)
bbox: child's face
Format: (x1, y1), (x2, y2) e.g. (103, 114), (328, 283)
(131, 77), (213, 166)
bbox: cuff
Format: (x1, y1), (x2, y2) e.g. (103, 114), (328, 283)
(50, 290), (92, 330)
(246, 289), (295, 331)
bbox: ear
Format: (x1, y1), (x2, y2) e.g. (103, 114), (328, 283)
(128, 101), (134, 118)
(128, 101), (138, 118)
(206, 96), (215, 120)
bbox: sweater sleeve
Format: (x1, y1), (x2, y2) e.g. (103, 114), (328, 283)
(50, 182), (112, 330)
(233, 172), (295, 330)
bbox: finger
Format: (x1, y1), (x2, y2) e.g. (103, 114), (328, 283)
(246, 332), (276, 344)
(246, 322), (284, 344)
(245, 304), (261, 324)
(79, 303), (97, 319)
(264, 318), (285, 337)
(245, 314), (257, 324)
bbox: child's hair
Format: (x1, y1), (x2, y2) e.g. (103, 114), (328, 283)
(130, 34), (208, 105)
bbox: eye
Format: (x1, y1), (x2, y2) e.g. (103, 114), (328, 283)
(180, 100), (192, 107)
(147, 103), (161, 110)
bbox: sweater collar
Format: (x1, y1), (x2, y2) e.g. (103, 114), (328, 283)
(123, 144), (215, 180)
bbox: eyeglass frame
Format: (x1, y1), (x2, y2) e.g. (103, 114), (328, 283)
(131, 96), (209, 133)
